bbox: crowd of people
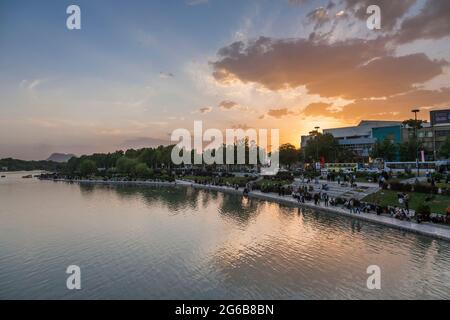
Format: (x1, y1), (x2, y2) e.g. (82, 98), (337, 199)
(189, 173), (423, 223)
(301, 173), (359, 188)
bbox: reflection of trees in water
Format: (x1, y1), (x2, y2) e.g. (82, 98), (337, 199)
(79, 183), (261, 224)
(78, 184), (203, 212)
(78, 183), (96, 197)
(217, 193), (260, 226)
(199, 189), (220, 209)
(119, 186), (202, 212)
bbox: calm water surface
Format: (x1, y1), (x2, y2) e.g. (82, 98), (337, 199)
(1, 172), (449, 299)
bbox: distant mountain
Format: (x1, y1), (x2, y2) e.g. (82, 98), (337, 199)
(46, 153), (76, 163)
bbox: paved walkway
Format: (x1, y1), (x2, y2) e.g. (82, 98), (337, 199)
(401, 176), (428, 184)
(292, 178), (380, 200)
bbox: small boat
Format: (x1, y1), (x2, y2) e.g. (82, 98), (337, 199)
(22, 175), (32, 179)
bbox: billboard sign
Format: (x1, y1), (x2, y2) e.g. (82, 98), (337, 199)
(430, 109), (450, 126)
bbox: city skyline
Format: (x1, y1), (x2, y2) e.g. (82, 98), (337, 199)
(1, 0), (450, 160)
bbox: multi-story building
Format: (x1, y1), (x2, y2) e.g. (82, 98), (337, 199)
(402, 109), (450, 160)
(372, 125), (403, 160)
(322, 120), (401, 158)
(300, 109), (450, 162)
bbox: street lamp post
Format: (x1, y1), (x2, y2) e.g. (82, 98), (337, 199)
(412, 109), (420, 178)
(314, 126), (320, 171)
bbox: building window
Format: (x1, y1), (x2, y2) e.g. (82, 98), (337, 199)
(436, 130), (450, 137)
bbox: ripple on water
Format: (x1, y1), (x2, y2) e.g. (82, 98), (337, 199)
(0, 175), (449, 299)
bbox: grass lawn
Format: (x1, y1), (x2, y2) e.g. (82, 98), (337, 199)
(436, 182), (450, 189)
(256, 179), (293, 187)
(363, 190), (450, 215)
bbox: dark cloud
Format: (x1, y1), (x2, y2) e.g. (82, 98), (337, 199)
(219, 100), (239, 110)
(266, 108), (296, 119)
(307, 7), (330, 30)
(327, 1), (336, 10)
(198, 107), (213, 114)
(159, 72), (174, 79)
(212, 37), (446, 99)
(289, 0), (449, 44)
(395, 0), (450, 44)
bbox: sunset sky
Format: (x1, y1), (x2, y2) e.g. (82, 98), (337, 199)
(1, 0), (449, 160)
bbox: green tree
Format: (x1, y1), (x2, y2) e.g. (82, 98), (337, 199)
(279, 143), (299, 168)
(134, 163), (152, 179)
(439, 136), (450, 159)
(399, 138), (423, 162)
(116, 157), (138, 174)
(303, 133), (351, 163)
(402, 119), (426, 130)
(370, 138), (398, 161)
(79, 159), (97, 177)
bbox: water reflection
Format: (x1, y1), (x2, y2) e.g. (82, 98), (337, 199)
(0, 176), (449, 299)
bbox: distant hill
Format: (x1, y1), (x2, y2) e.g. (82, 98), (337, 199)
(46, 153), (76, 163)
(0, 158), (64, 172)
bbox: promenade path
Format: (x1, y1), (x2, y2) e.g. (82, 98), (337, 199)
(179, 180), (450, 242)
(292, 178), (380, 200)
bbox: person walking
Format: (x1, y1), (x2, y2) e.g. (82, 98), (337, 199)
(324, 193), (329, 207)
(354, 199), (361, 214)
(404, 193), (410, 213)
(349, 198), (354, 213)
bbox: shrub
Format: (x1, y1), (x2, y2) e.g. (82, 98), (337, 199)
(389, 181), (412, 192)
(413, 183), (438, 194)
(416, 204), (431, 221)
(432, 173), (443, 183)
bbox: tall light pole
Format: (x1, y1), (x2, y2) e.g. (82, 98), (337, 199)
(315, 126), (320, 170)
(412, 109), (420, 178)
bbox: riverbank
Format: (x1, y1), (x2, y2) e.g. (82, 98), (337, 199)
(47, 178), (450, 242)
(51, 178), (176, 187)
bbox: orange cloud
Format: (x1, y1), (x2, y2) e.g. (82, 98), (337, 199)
(302, 88), (450, 122)
(266, 108), (296, 119)
(212, 37), (447, 100)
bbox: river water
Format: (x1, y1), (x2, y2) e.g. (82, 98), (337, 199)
(0, 172), (449, 299)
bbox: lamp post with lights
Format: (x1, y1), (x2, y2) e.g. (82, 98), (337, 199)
(412, 109), (420, 178)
